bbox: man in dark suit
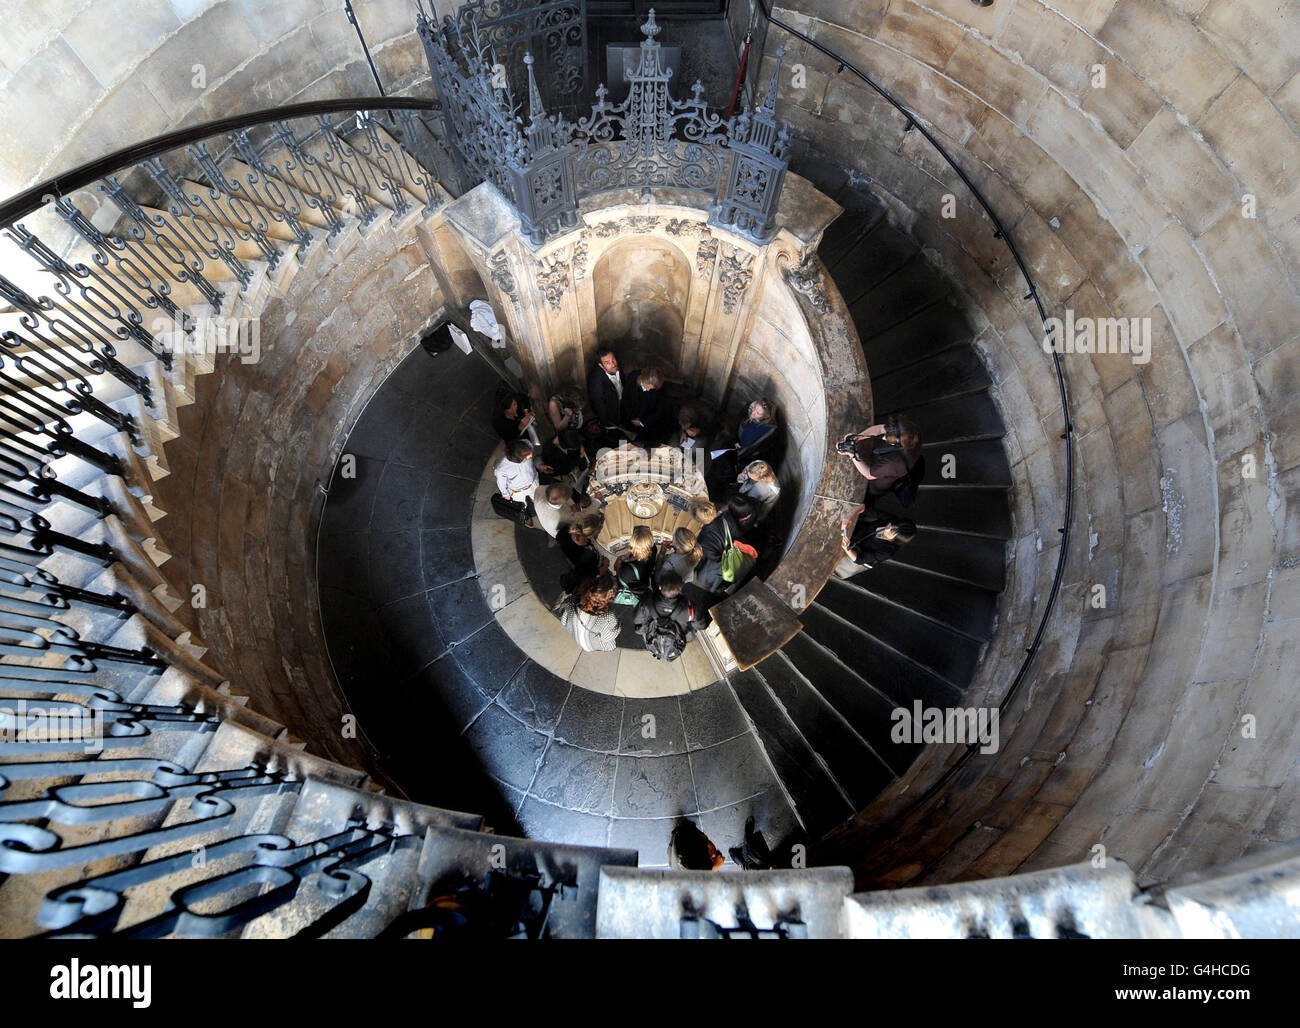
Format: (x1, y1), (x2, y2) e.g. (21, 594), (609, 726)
(586, 346), (627, 432)
(624, 367), (673, 446)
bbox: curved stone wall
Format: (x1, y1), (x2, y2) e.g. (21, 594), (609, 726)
(3, 0), (1294, 888)
(745, 0), (1299, 885)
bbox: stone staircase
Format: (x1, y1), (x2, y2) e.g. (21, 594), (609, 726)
(0, 111), (643, 939)
(3, 101), (1293, 939)
(734, 184), (1014, 841)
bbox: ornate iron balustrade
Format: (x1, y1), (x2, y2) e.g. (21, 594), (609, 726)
(420, 5), (790, 244)
(0, 99), (447, 938)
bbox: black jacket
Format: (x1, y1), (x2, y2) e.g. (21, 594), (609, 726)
(541, 436), (587, 479)
(624, 381), (672, 441)
(587, 365), (626, 428)
(848, 516), (908, 569)
(634, 592), (696, 634)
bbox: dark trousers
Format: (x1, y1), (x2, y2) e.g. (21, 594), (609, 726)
(491, 493), (537, 525)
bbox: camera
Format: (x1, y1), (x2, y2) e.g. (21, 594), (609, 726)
(836, 434), (857, 454)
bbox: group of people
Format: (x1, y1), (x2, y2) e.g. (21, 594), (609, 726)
(488, 344), (928, 657)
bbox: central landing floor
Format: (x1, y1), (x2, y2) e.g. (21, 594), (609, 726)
(316, 345), (803, 867)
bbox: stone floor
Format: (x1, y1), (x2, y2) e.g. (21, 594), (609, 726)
(316, 344), (802, 867)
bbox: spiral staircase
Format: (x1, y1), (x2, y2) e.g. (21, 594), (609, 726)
(0, 8), (1294, 941)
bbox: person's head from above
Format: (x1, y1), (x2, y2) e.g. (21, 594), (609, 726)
(670, 821), (724, 871)
(876, 517), (918, 545)
(597, 346), (618, 375)
(629, 525), (655, 562)
(579, 573), (618, 615)
(727, 493), (755, 523)
(500, 393), (519, 418)
(669, 526), (698, 555)
(545, 484), (569, 509)
(884, 415), (921, 451)
(746, 398), (776, 425)
(741, 460), (776, 484)
(506, 439), (533, 463)
(555, 387), (583, 408)
(691, 499), (717, 525)
(658, 570), (684, 600)
(638, 367), (662, 392)
(677, 408), (702, 437)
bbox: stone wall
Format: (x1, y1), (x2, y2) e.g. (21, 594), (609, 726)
(0, 0), (433, 199)
(151, 225), (444, 774)
(758, 0), (1300, 886)
(3, 0), (1295, 887)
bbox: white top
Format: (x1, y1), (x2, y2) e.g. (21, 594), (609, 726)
(559, 597), (619, 652)
(606, 370), (623, 401)
(469, 299), (502, 342)
(494, 456), (537, 498)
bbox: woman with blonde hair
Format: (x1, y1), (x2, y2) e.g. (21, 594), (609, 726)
(614, 525), (656, 600)
(691, 499), (717, 525)
(737, 460), (781, 523)
(657, 526), (702, 585)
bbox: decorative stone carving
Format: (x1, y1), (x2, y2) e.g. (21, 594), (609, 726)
(535, 255), (571, 311)
(488, 250), (520, 307)
(695, 239), (719, 278)
(665, 218), (712, 237)
(592, 215), (661, 237)
(783, 252), (832, 315)
(718, 247), (754, 314)
(571, 234), (590, 283)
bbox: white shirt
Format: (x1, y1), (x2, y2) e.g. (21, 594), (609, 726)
(606, 370), (623, 401)
(495, 456), (537, 498)
(470, 299), (502, 343)
(531, 486), (604, 538)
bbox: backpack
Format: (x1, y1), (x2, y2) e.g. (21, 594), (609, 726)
(891, 453), (926, 508)
(640, 606), (690, 661)
(719, 519), (758, 584)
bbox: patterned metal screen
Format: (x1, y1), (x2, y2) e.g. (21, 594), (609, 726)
(419, 4), (790, 245)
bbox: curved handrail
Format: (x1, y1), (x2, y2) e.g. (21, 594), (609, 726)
(750, 1), (1075, 817)
(0, 97), (438, 229)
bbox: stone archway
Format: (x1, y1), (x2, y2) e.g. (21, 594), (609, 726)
(590, 236), (692, 377)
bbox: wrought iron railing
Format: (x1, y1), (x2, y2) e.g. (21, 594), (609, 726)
(420, 5), (790, 244)
(749, 0), (1075, 812)
(0, 98), (449, 937)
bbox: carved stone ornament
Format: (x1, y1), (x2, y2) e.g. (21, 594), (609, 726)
(718, 247), (754, 314)
(695, 238), (719, 278)
(535, 255), (572, 311)
(783, 251), (832, 315)
(488, 250), (520, 307)
(571, 233), (590, 283)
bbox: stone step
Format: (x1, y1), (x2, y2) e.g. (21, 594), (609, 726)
(860, 301), (974, 369)
(752, 648), (898, 806)
(825, 222), (919, 304)
(779, 628), (927, 778)
(892, 482), (1014, 537)
(596, 865), (855, 939)
(889, 524), (1008, 592)
(407, 824), (638, 939)
(871, 337), (994, 410)
(832, 558), (999, 642)
(729, 666), (856, 840)
(814, 576), (987, 686)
